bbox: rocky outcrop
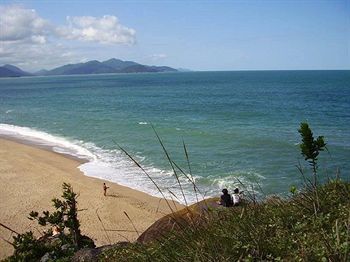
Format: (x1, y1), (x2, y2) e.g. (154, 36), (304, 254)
(70, 198), (224, 259)
(137, 198), (220, 244)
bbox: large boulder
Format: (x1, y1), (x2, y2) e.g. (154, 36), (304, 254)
(137, 198), (220, 244)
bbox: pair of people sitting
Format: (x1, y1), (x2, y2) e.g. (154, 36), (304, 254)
(219, 188), (241, 207)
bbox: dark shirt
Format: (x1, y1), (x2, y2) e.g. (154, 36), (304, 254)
(220, 193), (233, 207)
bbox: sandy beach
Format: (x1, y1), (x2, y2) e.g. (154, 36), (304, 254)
(0, 138), (182, 259)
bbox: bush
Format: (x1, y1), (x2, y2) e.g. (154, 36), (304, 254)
(5, 183), (94, 262)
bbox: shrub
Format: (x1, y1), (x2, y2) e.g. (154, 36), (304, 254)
(5, 183), (94, 262)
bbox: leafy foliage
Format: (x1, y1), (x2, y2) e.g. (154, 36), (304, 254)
(28, 183), (83, 247)
(5, 183), (94, 262)
(9, 232), (47, 261)
(298, 122), (326, 186)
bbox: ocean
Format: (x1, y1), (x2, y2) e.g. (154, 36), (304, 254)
(0, 71), (349, 203)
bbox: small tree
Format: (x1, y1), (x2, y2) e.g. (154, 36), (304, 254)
(7, 183), (94, 261)
(298, 122), (326, 187)
(29, 183), (82, 247)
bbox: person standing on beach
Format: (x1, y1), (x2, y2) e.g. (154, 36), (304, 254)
(103, 183), (109, 196)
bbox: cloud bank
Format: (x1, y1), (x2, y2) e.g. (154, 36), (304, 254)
(0, 5), (136, 70)
(0, 5), (51, 43)
(58, 15), (136, 44)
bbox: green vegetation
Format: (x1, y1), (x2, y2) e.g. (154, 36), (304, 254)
(28, 183), (85, 249)
(99, 180), (349, 261)
(298, 122), (327, 187)
(4, 183), (94, 262)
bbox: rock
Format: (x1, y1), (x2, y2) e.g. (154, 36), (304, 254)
(61, 243), (73, 252)
(40, 252), (51, 262)
(38, 234), (62, 248)
(137, 198), (219, 244)
(72, 248), (100, 262)
(71, 242), (131, 262)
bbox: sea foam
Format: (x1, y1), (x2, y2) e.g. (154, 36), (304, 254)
(0, 123), (95, 161)
(0, 123), (263, 203)
(0, 123), (202, 204)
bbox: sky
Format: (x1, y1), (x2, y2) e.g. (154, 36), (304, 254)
(0, 0), (349, 71)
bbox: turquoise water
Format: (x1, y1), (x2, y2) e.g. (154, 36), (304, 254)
(0, 71), (349, 202)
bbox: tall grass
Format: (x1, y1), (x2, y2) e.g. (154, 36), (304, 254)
(99, 179), (349, 261)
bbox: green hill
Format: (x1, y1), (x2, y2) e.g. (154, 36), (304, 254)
(44, 59), (178, 76)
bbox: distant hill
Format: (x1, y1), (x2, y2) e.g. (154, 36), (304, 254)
(46, 60), (116, 75)
(102, 58), (139, 70)
(42, 58), (177, 76)
(118, 64), (177, 73)
(0, 59), (178, 78)
(0, 64), (32, 77)
(35, 69), (49, 75)
(177, 68), (192, 72)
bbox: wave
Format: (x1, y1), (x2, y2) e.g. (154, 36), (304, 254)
(0, 123), (95, 161)
(0, 123), (263, 204)
(0, 123), (200, 203)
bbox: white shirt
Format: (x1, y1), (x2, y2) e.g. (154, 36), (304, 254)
(232, 194), (240, 205)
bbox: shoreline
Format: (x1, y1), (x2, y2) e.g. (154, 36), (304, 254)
(0, 138), (183, 259)
(0, 124), (200, 204)
(0, 134), (89, 164)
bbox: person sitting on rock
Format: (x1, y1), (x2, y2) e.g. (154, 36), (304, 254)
(232, 188), (241, 206)
(219, 188), (233, 207)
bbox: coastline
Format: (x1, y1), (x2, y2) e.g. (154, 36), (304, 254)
(0, 138), (182, 259)
(0, 133), (90, 164)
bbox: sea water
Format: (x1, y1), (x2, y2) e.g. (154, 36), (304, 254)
(0, 71), (349, 203)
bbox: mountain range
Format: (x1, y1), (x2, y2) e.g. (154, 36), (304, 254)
(0, 59), (178, 77)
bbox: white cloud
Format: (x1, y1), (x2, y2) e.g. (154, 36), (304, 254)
(0, 40), (78, 70)
(57, 15), (136, 44)
(0, 5), (75, 70)
(0, 5), (137, 71)
(150, 53), (167, 59)
(0, 5), (51, 42)
(149, 53), (167, 61)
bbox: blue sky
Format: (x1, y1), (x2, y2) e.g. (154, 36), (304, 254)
(0, 0), (349, 71)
